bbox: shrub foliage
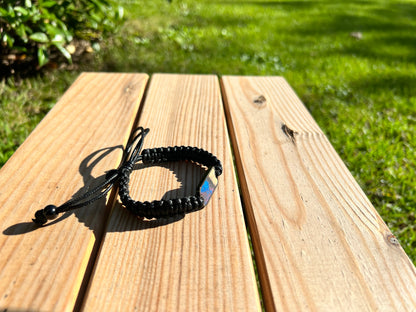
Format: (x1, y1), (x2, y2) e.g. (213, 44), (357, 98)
(0, 0), (123, 69)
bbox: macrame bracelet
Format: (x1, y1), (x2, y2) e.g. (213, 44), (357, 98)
(33, 127), (222, 225)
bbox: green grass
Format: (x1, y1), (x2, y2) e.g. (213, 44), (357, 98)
(0, 72), (79, 164)
(1, 0), (415, 261)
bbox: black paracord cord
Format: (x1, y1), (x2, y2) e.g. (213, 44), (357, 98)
(33, 127), (222, 225)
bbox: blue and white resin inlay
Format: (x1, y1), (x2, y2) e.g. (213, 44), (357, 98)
(198, 167), (218, 206)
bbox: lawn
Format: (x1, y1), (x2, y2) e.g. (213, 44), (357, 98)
(1, 0), (415, 261)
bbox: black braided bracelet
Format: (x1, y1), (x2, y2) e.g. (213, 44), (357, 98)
(33, 127), (222, 225)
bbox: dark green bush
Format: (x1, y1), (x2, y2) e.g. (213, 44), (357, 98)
(0, 0), (124, 68)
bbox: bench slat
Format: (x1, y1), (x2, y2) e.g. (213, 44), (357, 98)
(221, 76), (416, 311)
(0, 73), (148, 311)
(81, 74), (261, 311)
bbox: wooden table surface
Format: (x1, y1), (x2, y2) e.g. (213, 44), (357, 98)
(0, 73), (415, 311)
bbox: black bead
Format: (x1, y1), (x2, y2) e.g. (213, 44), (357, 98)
(44, 205), (59, 220)
(33, 209), (47, 225)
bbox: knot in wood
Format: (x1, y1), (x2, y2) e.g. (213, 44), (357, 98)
(386, 233), (400, 246)
(253, 95), (266, 105)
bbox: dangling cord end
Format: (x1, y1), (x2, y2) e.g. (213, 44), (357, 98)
(32, 126), (150, 226)
(33, 205), (59, 226)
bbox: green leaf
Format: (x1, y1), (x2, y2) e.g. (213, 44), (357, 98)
(7, 5), (15, 18)
(25, 0), (32, 8)
(14, 6), (29, 16)
(53, 43), (72, 63)
(16, 24), (28, 42)
(53, 20), (73, 41)
(90, 13), (102, 23)
(52, 34), (65, 43)
(117, 6), (124, 19)
(41, 1), (58, 8)
(29, 32), (49, 43)
(37, 47), (48, 67)
(45, 24), (67, 43)
(45, 24), (61, 36)
(2, 33), (15, 47)
(66, 33), (73, 42)
(90, 0), (107, 12)
(0, 8), (8, 16)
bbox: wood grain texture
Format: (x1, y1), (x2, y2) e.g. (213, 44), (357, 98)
(0, 73), (148, 311)
(221, 76), (416, 311)
(81, 74), (261, 311)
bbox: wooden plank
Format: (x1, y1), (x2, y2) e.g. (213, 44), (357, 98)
(221, 76), (416, 311)
(0, 73), (148, 311)
(81, 74), (261, 311)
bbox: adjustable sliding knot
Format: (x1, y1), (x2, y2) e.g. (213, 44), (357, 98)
(32, 127), (222, 226)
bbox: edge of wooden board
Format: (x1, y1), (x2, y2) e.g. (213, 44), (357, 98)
(0, 73), (148, 311)
(220, 75), (416, 311)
